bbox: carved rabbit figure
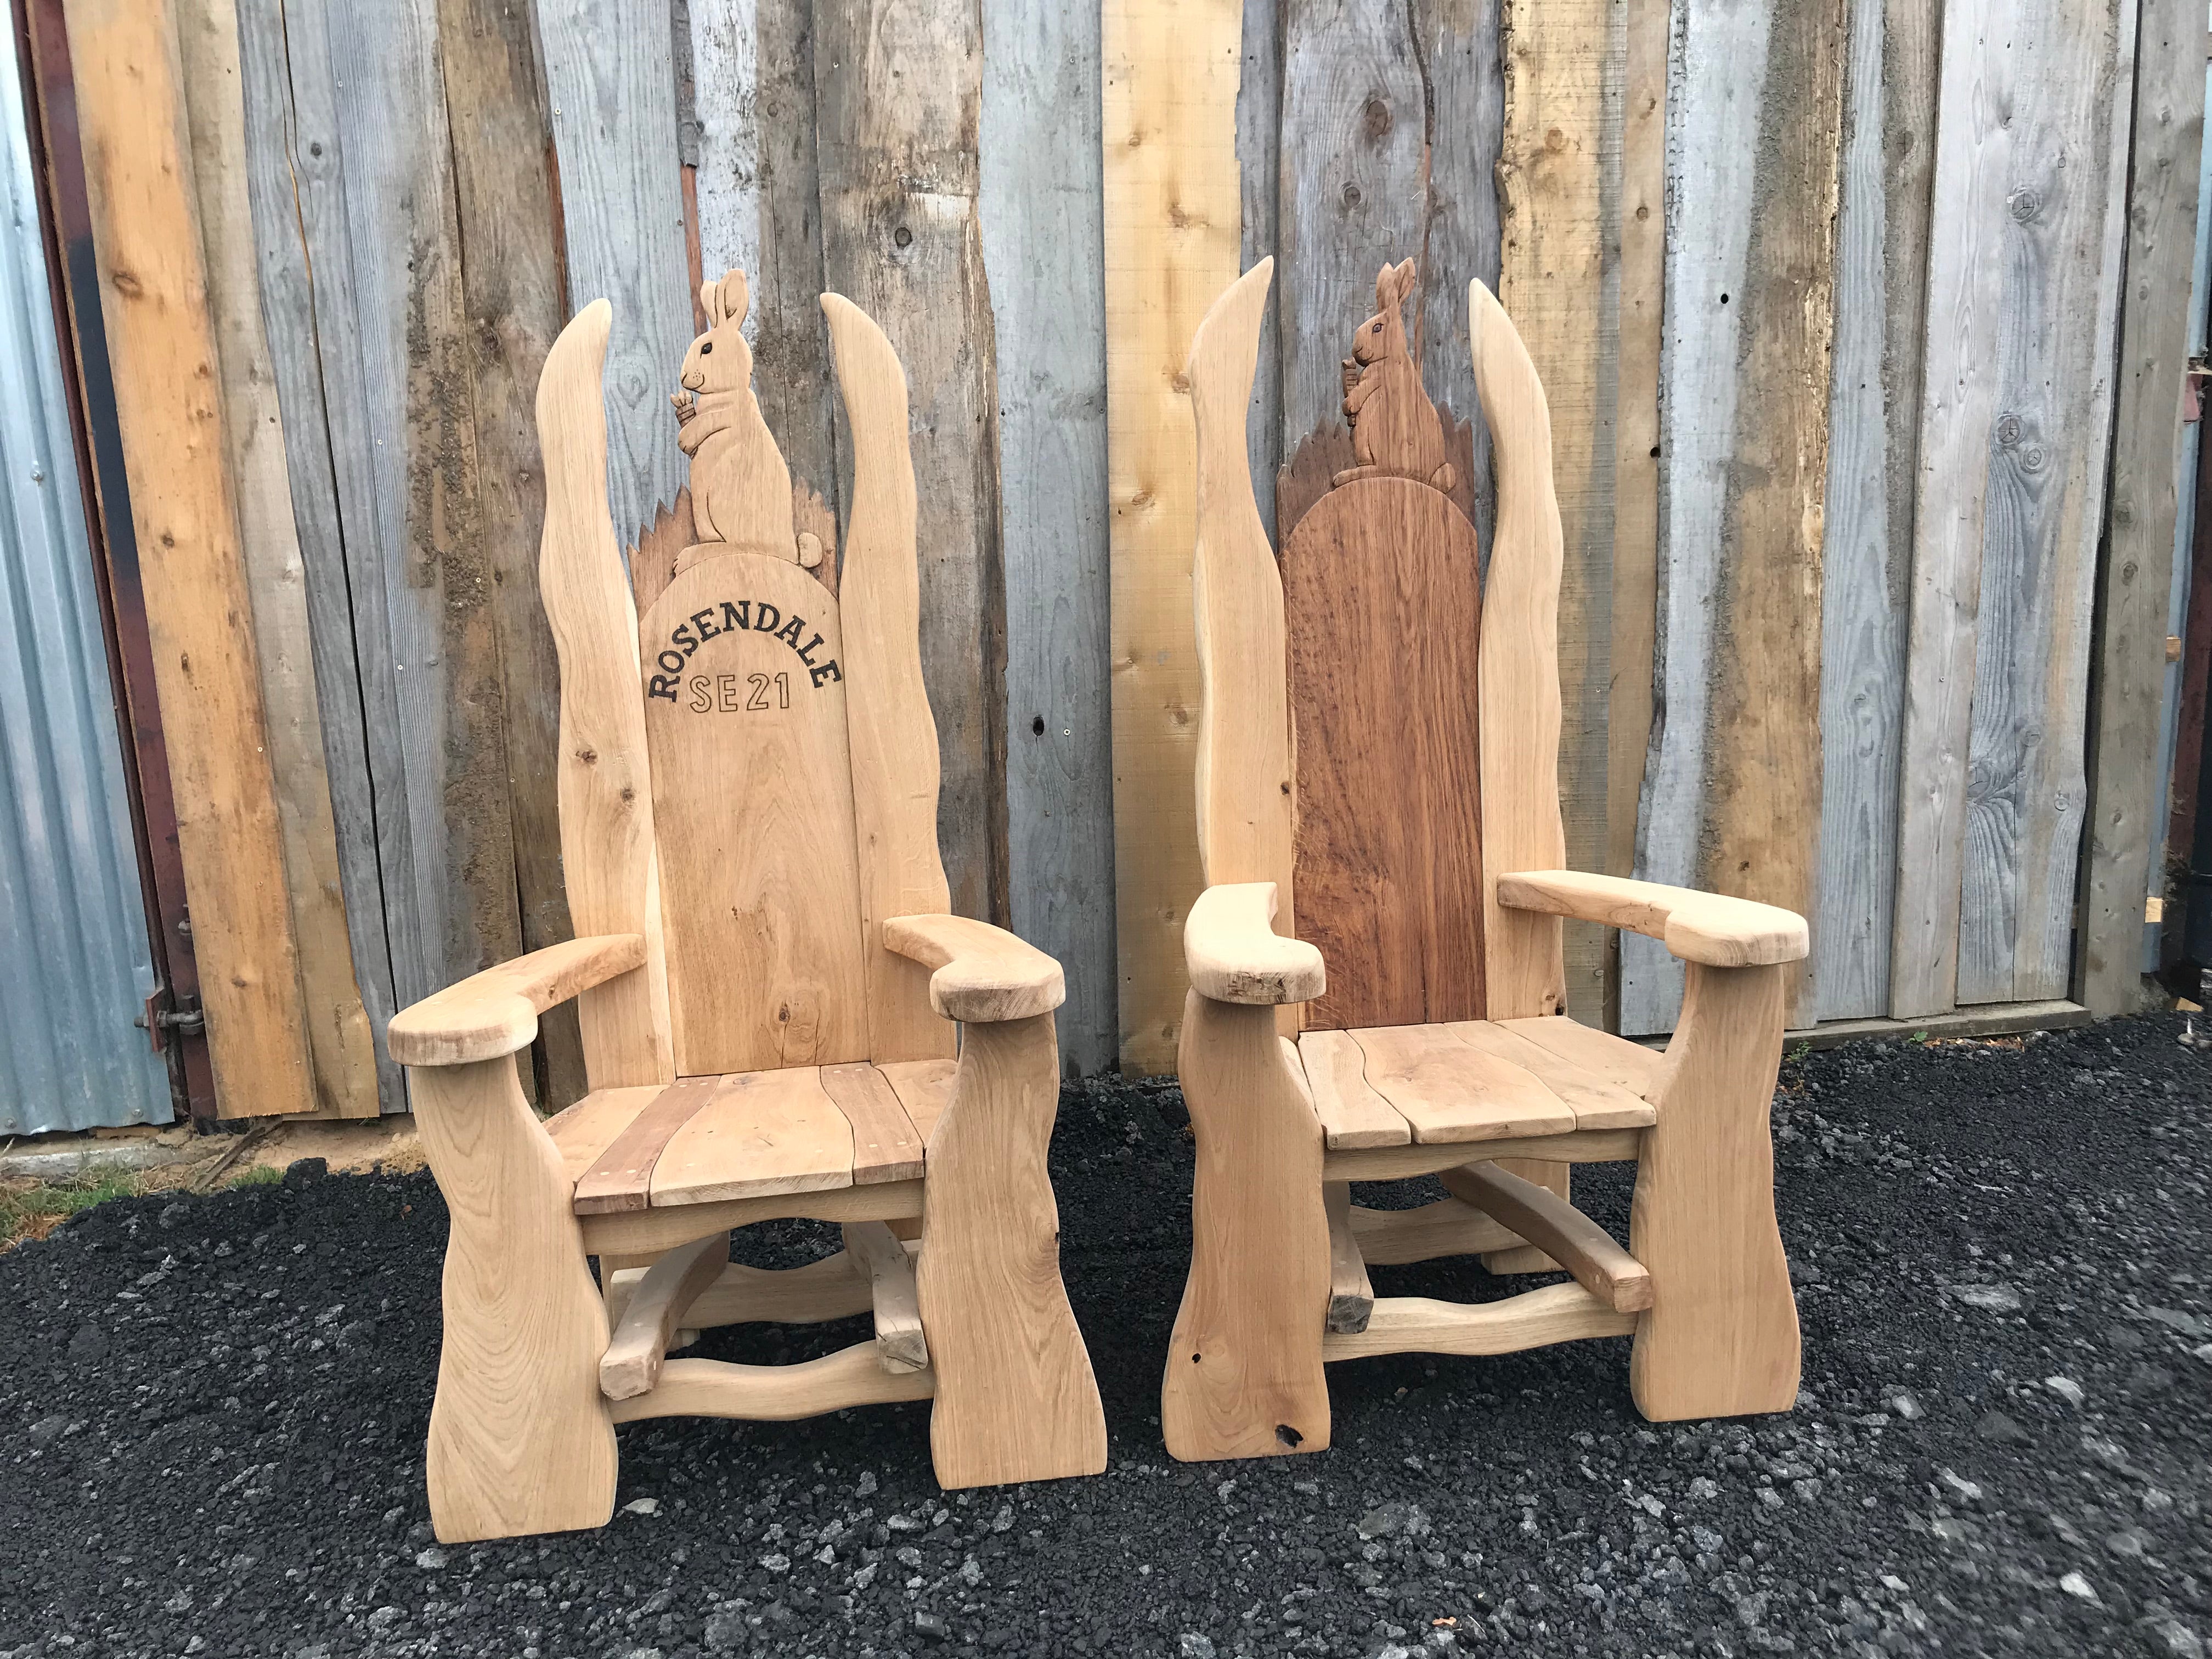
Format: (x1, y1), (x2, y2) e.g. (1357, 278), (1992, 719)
(672, 268), (798, 559)
(1334, 258), (1457, 495)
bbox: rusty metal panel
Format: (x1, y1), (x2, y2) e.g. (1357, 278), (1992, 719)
(0, 18), (170, 1135)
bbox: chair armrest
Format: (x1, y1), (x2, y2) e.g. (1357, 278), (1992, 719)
(387, 934), (647, 1066)
(1184, 882), (1325, 1005)
(881, 915), (1065, 1023)
(1495, 871), (1807, 967)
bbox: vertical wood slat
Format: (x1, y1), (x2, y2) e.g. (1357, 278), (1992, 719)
(2080, 0), (2204, 1015)
(1809, 0), (1939, 1020)
(815, 0), (1007, 930)
(1893, 0), (2138, 1015)
(1605, 0), (1667, 1032)
(1624, 0), (1843, 1037)
(1102, 0), (1246, 1075)
(62, 0), (316, 1116)
(537, 0), (696, 548)
(982, 0), (1118, 1074)
(1496, 0), (1619, 1027)
(435, 0), (587, 1104)
(176, 0), (380, 1115)
(1236, 0), (1283, 548)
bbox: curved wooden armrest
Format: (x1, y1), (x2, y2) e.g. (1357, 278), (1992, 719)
(881, 915), (1065, 1023)
(388, 935), (647, 1066)
(1185, 882), (1325, 1005)
(1496, 871), (1808, 967)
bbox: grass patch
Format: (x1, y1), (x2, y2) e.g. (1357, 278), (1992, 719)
(0, 1158), (285, 1254)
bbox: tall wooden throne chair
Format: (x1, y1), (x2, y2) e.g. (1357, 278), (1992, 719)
(1161, 257), (1804, 1460)
(388, 273), (1107, 1542)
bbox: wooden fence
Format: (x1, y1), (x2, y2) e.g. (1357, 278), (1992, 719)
(46, 0), (2200, 1114)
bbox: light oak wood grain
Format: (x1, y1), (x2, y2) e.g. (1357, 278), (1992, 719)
(537, 304), (674, 1089)
(640, 553), (868, 1075)
(1324, 1283), (1637, 1363)
(819, 1063), (927, 1184)
(599, 1230), (729, 1400)
(1499, 1014), (1665, 1097)
(1164, 991), (1332, 1460)
(1497, 871), (1809, 967)
(611, 1347), (936, 1424)
(410, 1058), (616, 1542)
(1443, 1161), (1653, 1312)
(876, 1058), (961, 1147)
(1348, 1198), (1520, 1266)
(1322, 1181), (1375, 1335)
(1185, 882), (1325, 1007)
(1295, 1028), (1409, 1149)
(1350, 1025), (1577, 1145)
(1446, 1022), (1655, 1131)
(580, 1177), (925, 1260)
(1323, 1127), (1643, 1184)
(388, 936), (647, 1069)
(648, 1068), (857, 1207)
(612, 1251), (877, 1330)
(570, 1075), (720, 1215)
(820, 295), (957, 1066)
(843, 1220), (928, 1374)
(883, 915), (1065, 1025)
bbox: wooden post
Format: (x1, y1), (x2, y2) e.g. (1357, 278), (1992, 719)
(2080, 0), (2204, 1016)
(1102, 0), (1246, 1074)
(64, 0), (315, 1118)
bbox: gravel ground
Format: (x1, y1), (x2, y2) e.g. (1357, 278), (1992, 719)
(3, 1012), (2208, 1659)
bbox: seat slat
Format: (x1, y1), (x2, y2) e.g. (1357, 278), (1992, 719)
(573, 1076), (721, 1214)
(648, 1068), (856, 1206)
(545, 1085), (662, 1186)
(1447, 1022), (1656, 1130)
(876, 1058), (959, 1145)
(1350, 1024), (1576, 1144)
(1296, 1029), (1411, 1148)
(1500, 1015), (1665, 1097)
(820, 1063), (927, 1183)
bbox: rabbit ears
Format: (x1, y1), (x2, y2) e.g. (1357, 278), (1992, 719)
(699, 268), (750, 330)
(1375, 258), (1417, 311)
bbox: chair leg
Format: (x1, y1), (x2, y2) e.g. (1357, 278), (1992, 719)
(411, 1058), (618, 1542)
(915, 1013), (1107, 1487)
(1628, 962), (1802, 1420)
(1162, 991), (1331, 1460)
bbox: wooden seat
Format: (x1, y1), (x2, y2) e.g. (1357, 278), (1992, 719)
(546, 1060), (957, 1212)
(1161, 257), (1804, 1464)
(385, 273), (1104, 1543)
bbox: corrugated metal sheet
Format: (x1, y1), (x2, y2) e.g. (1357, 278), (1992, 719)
(0, 18), (171, 1135)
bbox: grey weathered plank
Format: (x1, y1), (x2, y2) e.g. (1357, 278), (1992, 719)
(981, 0), (1116, 1074)
(1894, 0), (2137, 1014)
(2078, 0), (2202, 1016)
(1237, 0), (1282, 546)
(816, 0), (1006, 924)
(1810, 0), (1938, 1020)
(436, 0), (587, 1104)
(1275, 0), (1436, 534)
(1624, 0), (1841, 1036)
(179, 0), (382, 1115)
(235, 0), (426, 1047)
(537, 0), (696, 548)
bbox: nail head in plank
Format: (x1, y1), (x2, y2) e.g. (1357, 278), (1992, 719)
(1350, 1024), (1576, 1144)
(573, 1075), (721, 1214)
(820, 1064), (927, 1184)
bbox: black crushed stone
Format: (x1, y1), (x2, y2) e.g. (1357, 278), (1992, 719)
(2, 1012), (2207, 1659)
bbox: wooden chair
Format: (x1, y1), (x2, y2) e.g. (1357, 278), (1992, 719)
(1161, 257), (1803, 1461)
(387, 273), (1106, 1542)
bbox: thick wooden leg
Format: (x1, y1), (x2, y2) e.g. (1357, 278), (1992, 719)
(915, 1013), (1107, 1487)
(411, 1059), (618, 1542)
(1629, 962), (1801, 1420)
(1163, 991), (1331, 1460)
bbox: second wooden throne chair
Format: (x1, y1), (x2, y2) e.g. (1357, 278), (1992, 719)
(389, 272), (1107, 1541)
(1162, 257), (1804, 1461)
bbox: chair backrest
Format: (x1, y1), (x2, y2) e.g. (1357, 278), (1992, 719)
(535, 272), (957, 1092)
(1188, 258), (1568, 1031)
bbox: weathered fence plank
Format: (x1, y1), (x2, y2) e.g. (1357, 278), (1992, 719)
(64, 0), (317, 1116)
(1102, 0), (1244, 1073)
(1497, 0), (1614, 1026)
(815, 0), (1006, 927)
(1894, 0), (2136, 1014)
(437, 0), (586, 1104)
(1810, 0), (1939, 1021)
(1624, 0), (1842, 1036)
(177, 0), (380, 1116)
(538, 0), (695, 548)
(1237, 0), (1282, 546)
(982, 0), (1118, 1074)
(2080, 0), (2202, 1015)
